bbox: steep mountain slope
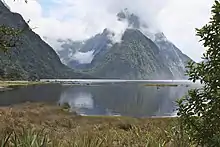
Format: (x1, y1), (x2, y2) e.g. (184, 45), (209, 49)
(57, 10), (192, 80)
(0, 1), (92, 80)
(85, 29), (174, 79)
(153, 33), (191, 78)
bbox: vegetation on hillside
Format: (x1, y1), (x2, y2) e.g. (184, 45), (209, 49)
(0, 25), (22, 52)
(0, 0), (28, 52)
(0, 2), (27, 80)
(177, 0), (220, 146)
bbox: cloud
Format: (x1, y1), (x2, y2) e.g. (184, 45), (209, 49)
(73, 50), (94, 64)
(5, 0), (214, 62)
(157, 0), (214, 62)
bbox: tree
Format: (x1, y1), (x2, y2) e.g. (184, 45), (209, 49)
(177, 1), (220, 146)
(0, 0), (28, 52)
(0, 25), (21, 52)
(4, 67), (23, 80)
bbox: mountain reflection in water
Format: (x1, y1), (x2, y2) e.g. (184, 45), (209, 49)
(58, 83), (191, 117)
(0, 82), (195, 117)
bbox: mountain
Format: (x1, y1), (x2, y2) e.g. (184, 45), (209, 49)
(115, 9), (191, 78)
(0, 1), (93, 80)
(57, 9), (192, 80)
(56, 29), (113, 69)
(85, 29), (175, 79)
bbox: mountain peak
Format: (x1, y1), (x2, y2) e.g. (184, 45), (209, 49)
(117, 9), (142, 29)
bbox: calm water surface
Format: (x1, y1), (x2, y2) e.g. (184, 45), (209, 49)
(0, 82), (196, 117)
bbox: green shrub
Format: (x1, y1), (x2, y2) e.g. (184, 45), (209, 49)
(177, 1), (220, 146)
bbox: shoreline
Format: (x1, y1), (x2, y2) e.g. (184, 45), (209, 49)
(0, 81), (47, 92)
(0, 86), (13, 92)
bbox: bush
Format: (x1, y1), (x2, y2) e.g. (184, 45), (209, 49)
(177, 1), (220, 146)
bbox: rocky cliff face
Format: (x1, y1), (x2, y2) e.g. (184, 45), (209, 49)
(0, 1), (92, 80)
(56, 9), (192, 80)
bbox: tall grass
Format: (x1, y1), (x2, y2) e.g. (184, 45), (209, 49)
(0, 128), (49, 147)
(0, 103), (195, 147)
(0, 123), (194, 147)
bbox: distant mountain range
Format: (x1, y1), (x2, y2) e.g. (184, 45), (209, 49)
(57, 9), (192, 80)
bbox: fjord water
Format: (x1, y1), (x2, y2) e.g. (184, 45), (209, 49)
(0, 81), (196, 117)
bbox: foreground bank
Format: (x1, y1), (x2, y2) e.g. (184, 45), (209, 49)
(0, 103), (193, 147)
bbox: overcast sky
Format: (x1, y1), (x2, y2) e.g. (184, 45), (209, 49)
(5, 0), (214, 62)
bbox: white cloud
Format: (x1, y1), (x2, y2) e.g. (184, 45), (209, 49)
(5, 0), (214, 62)
(73, 50), (94, 64)
(157, 0), (214, 62)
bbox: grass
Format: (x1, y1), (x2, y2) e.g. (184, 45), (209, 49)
(0, 81), (46, 89)
(0, 103), (194, 147)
